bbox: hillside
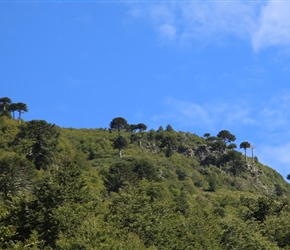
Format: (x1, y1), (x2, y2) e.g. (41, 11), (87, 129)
(0, 116), (290, 249)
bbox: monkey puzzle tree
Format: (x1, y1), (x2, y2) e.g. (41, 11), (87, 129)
(110, 117), (129, 136)
(15, 102), (28, 121)
(217, 130), (236, 146)
(137, 123), (147, 132)
(240, 141), (251, 164)
(9, 103), (18, 119)
(0, 97), (12, 117)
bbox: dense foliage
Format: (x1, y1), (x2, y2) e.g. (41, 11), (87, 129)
(0, 108), (290, 249)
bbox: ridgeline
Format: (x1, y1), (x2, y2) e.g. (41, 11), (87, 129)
(0, 103), (290, 249)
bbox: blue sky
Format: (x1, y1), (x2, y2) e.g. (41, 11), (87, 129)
(1, 1), (290, 179)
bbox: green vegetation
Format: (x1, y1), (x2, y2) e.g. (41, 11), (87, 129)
(0, 98), (290, 249)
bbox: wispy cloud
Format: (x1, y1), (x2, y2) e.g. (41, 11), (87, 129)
(150, 95), (290, 177)
(257, 143), (290, 178)
(150, 97), (255, 131)
(129, 1), (290, 51)
(151, 91), (290, 139)
(252, 1), (290, 51)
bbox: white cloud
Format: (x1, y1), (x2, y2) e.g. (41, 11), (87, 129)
(129, 1), (290, 51)
(253, 1), (290, 51)
(150, 95), (290, 177)
(257, 143), (290, 178)
(159, 23), (176, 40)
(151, 97), (255, 131)
(257, 92), (290, 133)
(151, 97), (212, 128)
(180, 2), (258, 41)
(129, 2), (260, 46)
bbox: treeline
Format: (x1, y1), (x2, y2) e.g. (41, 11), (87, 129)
(0, 102), (290, 249)
(0, 97), (28, 121)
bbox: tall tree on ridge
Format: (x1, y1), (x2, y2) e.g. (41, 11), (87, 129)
(9, 103), (18, 119)
(15, 102), (28, 122)
(240, 141), (251, 164)
(110, 117), (129, 136)
(217, 130), (236, 146)
(0, 97), (12, 117)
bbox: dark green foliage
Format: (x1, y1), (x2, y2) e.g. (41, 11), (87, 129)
(104, 161), (136, 192)
(137, 123), (147, 132)
(133, 159), (159, 182)
(4, 156), (91, 248)
(129, 123), (147, 132)
(165, 124), (174, 132)
(14, 102), (28, 121)
(0, 97), (12, 117)
(241, 196), (287, 223)
(104, 159), (159, 192)
(0, 115), (290, 249)
(13, 120), (59, 169)
(217, 130), (236, 145)
(110, 117), (129, 135)
(0, 153), (35, 200)
(208, 175), (218, 192)
(113, 135), (128, 157)
(0, 97), (28, 120)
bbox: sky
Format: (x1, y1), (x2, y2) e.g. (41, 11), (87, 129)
(1, 0), (290, 179)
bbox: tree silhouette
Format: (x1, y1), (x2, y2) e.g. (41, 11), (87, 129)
(240, 141), (251, 164)
(0, 97), (12, 117)
(217, 130), (236, 146)
(110, 117), (129, 136)
(137, 123), (147, 132)
(9, 103), (18, 119)
(15, 102), (28, 121)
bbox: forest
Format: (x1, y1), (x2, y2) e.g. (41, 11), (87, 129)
(0, 96), (290, 249)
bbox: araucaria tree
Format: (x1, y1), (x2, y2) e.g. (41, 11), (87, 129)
(15, 102), (28, 121)
(110, 117), (129, 135)
(240, 141), (251, 164)
(0, 97), (12, 117)
(217, 130), (236, 146)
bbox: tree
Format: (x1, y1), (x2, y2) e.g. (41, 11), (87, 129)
(133, 159), (159, 181)
(9, 103), (18, 119)
(227, 143), (237, 150)
(203, 133), (211, 138)
(240, 141), (251, 164)
(29, 156), (89, 248)
(129, 124), (138, 132)
(157, 126), (164, 132)
(13, 120), (60, 170)
(217, 130), (236, 145)
(165, 124), (174, 132)
(104, 161), (136, 192)
(287, 174), (290, 181)
(113, 136), (128, 158)
(15, 102), (28, 121)
(137, 123), (147, 132)
(0, 97), (12, 117)
(110, 117), (129, 135)
(0, 152), (35, 200)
